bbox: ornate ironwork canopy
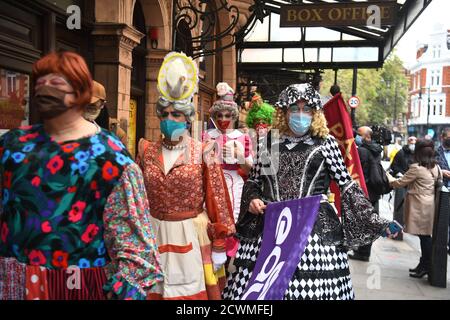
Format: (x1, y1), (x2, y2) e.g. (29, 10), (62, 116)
(235, 0), (432, 104)
(172, 0), (268, 59)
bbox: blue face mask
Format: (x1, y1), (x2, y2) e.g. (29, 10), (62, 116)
(288, 112), (312, 136)
(355, 135), (363, 146)
(160, 119), (187, 140)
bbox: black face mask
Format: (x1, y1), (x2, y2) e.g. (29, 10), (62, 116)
(443, 138), (450, 149)
(33, 85), (74, 120)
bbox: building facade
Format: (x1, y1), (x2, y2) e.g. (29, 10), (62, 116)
(0, 0), (250, 156)
(407, 25), (450, 141)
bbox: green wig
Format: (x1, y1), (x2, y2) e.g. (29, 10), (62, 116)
(246, 93), (276, 129)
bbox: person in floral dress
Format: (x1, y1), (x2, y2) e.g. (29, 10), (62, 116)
(0, 51), (163, 300)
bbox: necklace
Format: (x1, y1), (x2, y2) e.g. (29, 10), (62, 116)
(161, 140), (187, 150)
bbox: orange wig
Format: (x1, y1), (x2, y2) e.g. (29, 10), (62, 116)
(32, 51), (93, 107)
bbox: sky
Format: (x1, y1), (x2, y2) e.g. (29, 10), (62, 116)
(395, 0), (450, 68)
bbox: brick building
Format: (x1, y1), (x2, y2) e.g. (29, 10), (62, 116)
(407, 24), (450, 141)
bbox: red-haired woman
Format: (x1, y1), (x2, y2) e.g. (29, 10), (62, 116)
(0, 51), (162, 300)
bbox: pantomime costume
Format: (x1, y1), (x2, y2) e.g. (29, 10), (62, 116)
(137, 52), (235, 300)
(0, 51), (162, 300)
(223, 83), (391, 300)
(203, 83), (254, 224)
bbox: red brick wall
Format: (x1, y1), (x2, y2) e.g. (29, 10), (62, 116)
(420, 69), (427, 88)
(443, 66), (450, 116)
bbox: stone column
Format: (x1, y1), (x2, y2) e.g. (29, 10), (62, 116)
(145, 50), (169, 141)
(91, 23), (144, 149)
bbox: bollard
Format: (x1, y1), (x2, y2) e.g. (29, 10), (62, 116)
(429, 187), (449, 288)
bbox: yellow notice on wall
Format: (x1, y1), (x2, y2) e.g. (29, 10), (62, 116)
(128, 99), (137, 158)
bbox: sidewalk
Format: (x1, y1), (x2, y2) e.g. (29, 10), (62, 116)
(349, 193), (450, 300)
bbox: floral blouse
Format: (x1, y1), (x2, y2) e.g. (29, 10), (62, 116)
(0, 125), (163, 299)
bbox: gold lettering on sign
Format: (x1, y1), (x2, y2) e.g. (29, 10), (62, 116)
(342, 7), (352, 20)
(381, 7), (390, 20)
(329, 8), (342, 21)
(299, 9), (311, 21)
(288, 10), (297, 22)
(312, 9), (323, 21)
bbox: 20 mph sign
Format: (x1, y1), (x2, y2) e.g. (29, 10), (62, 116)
(348, 96), (360, 109)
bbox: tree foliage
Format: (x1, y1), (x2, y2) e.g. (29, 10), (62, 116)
(320, 53), (409, 127)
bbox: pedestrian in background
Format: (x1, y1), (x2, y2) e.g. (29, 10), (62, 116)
(388, 139), (442, 278)
(349, 126), (386, 262)
(391, 136), (417, 176)
(390, 136), (417, 241)
(435, 127), (450, 255)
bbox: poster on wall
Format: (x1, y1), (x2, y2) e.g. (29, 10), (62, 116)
(0, 68), (30, 137)
(128, 98), (137, 158)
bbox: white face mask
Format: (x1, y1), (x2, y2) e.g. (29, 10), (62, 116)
(408, 144), (415, 152)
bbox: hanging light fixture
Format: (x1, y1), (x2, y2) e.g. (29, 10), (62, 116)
(148, 27), (159, 49)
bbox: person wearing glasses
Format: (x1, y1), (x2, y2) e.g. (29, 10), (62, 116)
(0, 51), (162, 300)
(83, 81), (127, 147)
(136, 52), (235, 300)
(223, 83), (397, 300)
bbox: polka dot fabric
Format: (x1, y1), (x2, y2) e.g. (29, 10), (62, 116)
(25, 266), (49, 300)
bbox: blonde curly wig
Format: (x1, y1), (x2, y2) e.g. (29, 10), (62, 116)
(273, 108), (329, 139)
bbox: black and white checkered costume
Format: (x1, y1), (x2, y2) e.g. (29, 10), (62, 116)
(224, 134), (388, 300)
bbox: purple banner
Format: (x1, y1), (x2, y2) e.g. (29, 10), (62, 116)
(241, 195), (322, 300)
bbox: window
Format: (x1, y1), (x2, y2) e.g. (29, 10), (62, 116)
(437, 45), (441, 58)
(433, 99), (437, 115)
(0, 68), (30, 135)
(6, 73), (16, 94)
(439, 99), (444, 116)
(431, 71), (435, 86)
(436, 69), (441, 86)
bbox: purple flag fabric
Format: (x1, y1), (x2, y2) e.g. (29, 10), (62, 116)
(241, 195), (322, 300)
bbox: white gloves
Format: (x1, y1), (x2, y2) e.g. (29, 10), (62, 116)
(211, 251), (227, 272)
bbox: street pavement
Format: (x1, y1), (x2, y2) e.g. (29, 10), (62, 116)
(349, 192), (450, 300)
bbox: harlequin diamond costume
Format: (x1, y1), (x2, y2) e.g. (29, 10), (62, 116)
(136, 52), (235, 300)
(223, 83), (391, 300)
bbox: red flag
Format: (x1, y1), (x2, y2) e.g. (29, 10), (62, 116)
(323, 93), (368, 215)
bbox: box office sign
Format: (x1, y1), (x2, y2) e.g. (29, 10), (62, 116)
(280, 2), (398, 28)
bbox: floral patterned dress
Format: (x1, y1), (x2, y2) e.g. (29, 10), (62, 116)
(0, 124), (163, 300)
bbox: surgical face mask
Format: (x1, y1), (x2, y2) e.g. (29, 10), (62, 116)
(443, 138), (450, 149)
(288, 112), (312, 136)
(408, 144), (415, 152)
(84, 100), (104, 121)
(33, 85), (74, 119)
(160, 119), (186, 141)
(355, 135), (363, 146)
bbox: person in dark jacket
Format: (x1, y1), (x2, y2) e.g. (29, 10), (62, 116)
(436, 127), (450, 254)
(391, 136), (417, 176)
(349, 126), (384, 261)
(390, 136), (417, 241)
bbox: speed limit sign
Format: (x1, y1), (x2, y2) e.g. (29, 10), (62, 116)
(348, 96), (360, 109)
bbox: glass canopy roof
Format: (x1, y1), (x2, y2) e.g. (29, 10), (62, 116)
(238, 0), (432, 69)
